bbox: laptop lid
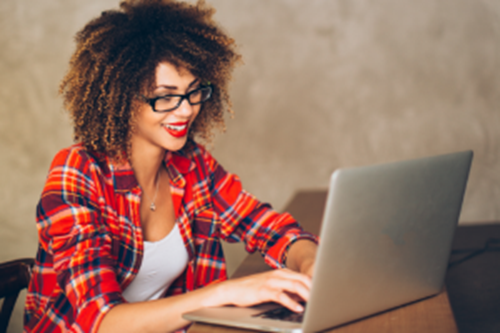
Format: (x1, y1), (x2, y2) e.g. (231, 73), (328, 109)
(184, 150), (473, 332)
(302, 150), (472, 331)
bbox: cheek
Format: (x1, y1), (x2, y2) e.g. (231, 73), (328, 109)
(133, 107), (164, 134)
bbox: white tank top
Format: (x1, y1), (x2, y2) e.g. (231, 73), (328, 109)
(122, 223), (189, 303)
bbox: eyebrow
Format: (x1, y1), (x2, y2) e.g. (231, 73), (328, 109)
(155, 78), (200, 92)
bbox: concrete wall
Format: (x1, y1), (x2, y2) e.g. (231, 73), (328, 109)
(1, 0), (499, 331)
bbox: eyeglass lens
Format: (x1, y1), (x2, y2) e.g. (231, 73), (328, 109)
(154, 86), (211, 112)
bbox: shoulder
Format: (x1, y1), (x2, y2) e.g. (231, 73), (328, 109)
(49, 143), (111, 176)
(44, 144), (114, 193)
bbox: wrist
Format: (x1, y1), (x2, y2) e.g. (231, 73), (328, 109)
(298, 256), (315, 277)
(200, 280), (230, 308)
(286, 239), (317, 274)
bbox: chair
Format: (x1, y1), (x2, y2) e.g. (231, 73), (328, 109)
(0, 258), (34, 333)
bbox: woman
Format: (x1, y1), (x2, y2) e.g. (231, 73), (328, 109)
(24, 0), (318, 332)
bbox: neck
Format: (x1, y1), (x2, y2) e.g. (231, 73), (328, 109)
(130, 142), (166, 190)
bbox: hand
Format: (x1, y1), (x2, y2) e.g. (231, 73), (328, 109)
(220, 268), (312, 312)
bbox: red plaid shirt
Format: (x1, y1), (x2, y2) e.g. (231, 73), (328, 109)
(24, 141), (317, 332)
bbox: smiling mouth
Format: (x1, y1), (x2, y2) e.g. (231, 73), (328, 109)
(166, 123), (187, 131)
(163, 122), (189, 138)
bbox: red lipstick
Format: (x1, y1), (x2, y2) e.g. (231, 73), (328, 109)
(164, 121), (189, 138)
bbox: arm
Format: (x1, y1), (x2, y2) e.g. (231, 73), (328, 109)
(35, 148), (123, 332)
(286, 239), (318, 277)
(98, 266), (313, 332)
(203, 147), (318, 269)
(98, 284), (220, 332)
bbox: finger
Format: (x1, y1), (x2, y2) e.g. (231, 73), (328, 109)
(264, 277), (310, 303)
(285, 291), (305, 303)
(274, 290), (305, 313)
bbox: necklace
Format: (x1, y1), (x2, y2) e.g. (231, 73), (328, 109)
(143, 169), (161, 212)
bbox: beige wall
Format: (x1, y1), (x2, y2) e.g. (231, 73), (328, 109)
(1, 0), (499, 331)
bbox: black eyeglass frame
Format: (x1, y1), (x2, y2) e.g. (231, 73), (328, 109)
(140, 84), (213, 113)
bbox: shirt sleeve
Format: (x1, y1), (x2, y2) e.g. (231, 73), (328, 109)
(36, 148), (123, 332)
(202, 148), (318, 269)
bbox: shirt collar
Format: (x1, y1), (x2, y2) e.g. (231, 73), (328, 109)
(111, 147), (197, 194)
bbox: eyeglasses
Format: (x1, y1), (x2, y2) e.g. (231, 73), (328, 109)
(141, 85), (212, 112)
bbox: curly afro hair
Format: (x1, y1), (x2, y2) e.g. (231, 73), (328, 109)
(60, 0), (241, 163)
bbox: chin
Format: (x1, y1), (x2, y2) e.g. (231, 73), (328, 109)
(165, 138), (188, 152)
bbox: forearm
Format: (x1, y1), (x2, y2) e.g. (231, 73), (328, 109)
(285, 239), (318, 276)
(98, 283), (223, 333)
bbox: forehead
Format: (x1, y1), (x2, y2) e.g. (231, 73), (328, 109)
(154, 62), (196, 89)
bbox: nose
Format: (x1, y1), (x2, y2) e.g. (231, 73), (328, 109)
(174, 98), (195, 118)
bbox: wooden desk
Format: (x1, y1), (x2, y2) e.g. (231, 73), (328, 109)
(189, 190), (459, 333)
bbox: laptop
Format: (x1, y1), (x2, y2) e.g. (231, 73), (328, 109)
(183, 150), (473, 332)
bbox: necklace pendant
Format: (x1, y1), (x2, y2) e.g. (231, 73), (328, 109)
(150, 202), (156, 211)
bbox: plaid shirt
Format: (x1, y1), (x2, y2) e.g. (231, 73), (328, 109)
(24, 141), (317, 333)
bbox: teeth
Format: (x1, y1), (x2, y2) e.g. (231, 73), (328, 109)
(166, 124), (186, 131)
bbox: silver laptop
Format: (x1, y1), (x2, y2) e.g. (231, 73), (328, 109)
(183, 150), (473, 332)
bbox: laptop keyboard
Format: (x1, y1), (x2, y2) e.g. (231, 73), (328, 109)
(253, 306), (304, 323)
